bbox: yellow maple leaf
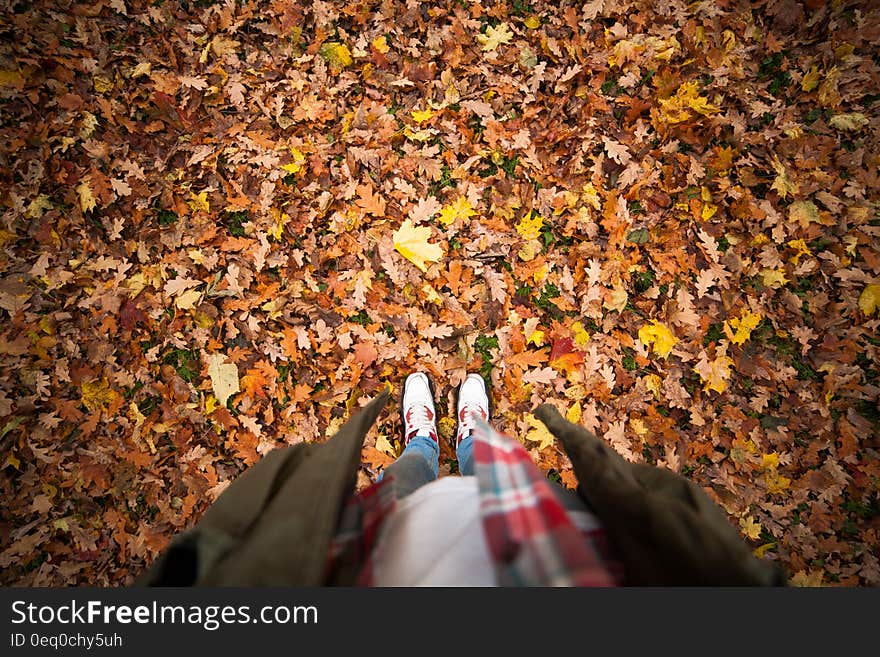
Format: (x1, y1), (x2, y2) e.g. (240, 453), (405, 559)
(657, 81), (720, 124)
(740, 515), (762, 540)
(421, 282), (443, 305)
(644, 373), (662, 398)
(281, 146), (307, 175)
(859, 284), (880, 316)
(268, 210), (290, 241)
(76, 180), (97, 213)
(477, 22), (513, 52)
(695, 353), (734, 393)
(319, 42), (352, 69)
(515, 210), (543, 240)
(526, 329), (545, 346)
(371, 35), (390, 54)
(581, 182), (601, 210)
(725, 309), (762, 345)
(188, 190), (210, 213)
(761, 268), (788, 289)
(206, 353), (240, 408)
(81, 379), (115, 412)
(571, 321), (591, 347)
(375, 432), (397, 457)
(393, 219), (443, 273)
(524, 413), (555, 451)
(789, 200), (820, 229)
(524, 16), (541, 29)
(630, 418), (649, 436)
(411, 107), (434, 124)
(517, 239), (542, 262)
(638, 320), (677, 358)
(770, 157), (798, 200)
(762, 452), (780, 470)
(787, 238), (812, 264)
(801, 65), (821, 92)
(438, 196), (475, 227)
(765, 469), (791, 494)
(566, 402), (582, 424)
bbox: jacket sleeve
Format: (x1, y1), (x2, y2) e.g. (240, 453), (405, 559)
(138, 389), (390, 586)
(534, 403), (787, 586)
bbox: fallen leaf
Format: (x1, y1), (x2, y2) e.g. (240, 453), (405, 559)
(206, 354), (240, 408)
(638, 320), (677, 358)
(392, 219), (443, 273)
(523, 413), (555, 451)
(477, 23), (513, 52)
(694, 353), (734, 393)
(859, 284), (880, 316)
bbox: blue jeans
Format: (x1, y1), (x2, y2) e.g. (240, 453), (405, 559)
(380, 435), (473, 499)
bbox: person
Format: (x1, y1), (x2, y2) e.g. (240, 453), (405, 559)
(140, 373), (786, 586)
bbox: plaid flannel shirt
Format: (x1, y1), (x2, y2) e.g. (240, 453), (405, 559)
(328, 420), (623, 586)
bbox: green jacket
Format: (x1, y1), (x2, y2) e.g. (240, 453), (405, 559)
(140, 391), (785, 586)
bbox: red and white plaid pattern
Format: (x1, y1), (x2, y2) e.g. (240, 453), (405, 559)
(471, 420), (620, 586)
(327, 422), (622, 586)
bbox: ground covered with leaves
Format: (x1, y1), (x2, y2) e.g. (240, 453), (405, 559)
(1, 0), (879, 586)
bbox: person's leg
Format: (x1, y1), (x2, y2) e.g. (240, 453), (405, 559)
(456, 434), (474, 476)
(381, 435), (439, 498)
(380, 373), (440, 500)
(455, 374), (489, 477)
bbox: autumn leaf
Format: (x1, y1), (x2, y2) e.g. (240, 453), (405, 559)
(375, 432), (396, 457)
(319, 42), (352, 70)
(437, 196), (475, 227)
(761, 268), (788, 289)
(410, 107), (434, 124)
(392, 219), (443, 273)
(523, 413), (555, 451)
(477, 23), (513, 52)
(638, 320), (678, 358)
(355, 183), (386, 217)
(81, 379), (115, 412)
(858, 284), (880, 316)
(694, 353), (734, 394)
(206, 354), (240, 408)
(724, 309), (762, 345)
(515, 211), (543, 240)
(770, 157), (798, 199)
(281, 146), (307, 175)
(829, 112), (868, 132)
(188, 190), (210, 213)
(371, 35), (390, 54)
(801, 65), (820, 92)
(740, 516), (762, 541)
(789, 200), (820, 229)
(570, 321), (591, 347)
(657, 81), (720, 124)
(604, 280), (628, 314)
(77, 179), (97, 213)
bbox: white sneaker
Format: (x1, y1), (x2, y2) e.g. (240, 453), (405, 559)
(401, 373), (438, 444)
(456, 373), (489, 447)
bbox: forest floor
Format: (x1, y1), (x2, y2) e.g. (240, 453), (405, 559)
(1, 0), (879, 586)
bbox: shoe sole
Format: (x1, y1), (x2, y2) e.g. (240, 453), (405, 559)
(399, 372), (437, 444)
(454, 373), (492, 448)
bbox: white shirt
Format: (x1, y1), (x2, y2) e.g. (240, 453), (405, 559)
(372, 476), (496, 586)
